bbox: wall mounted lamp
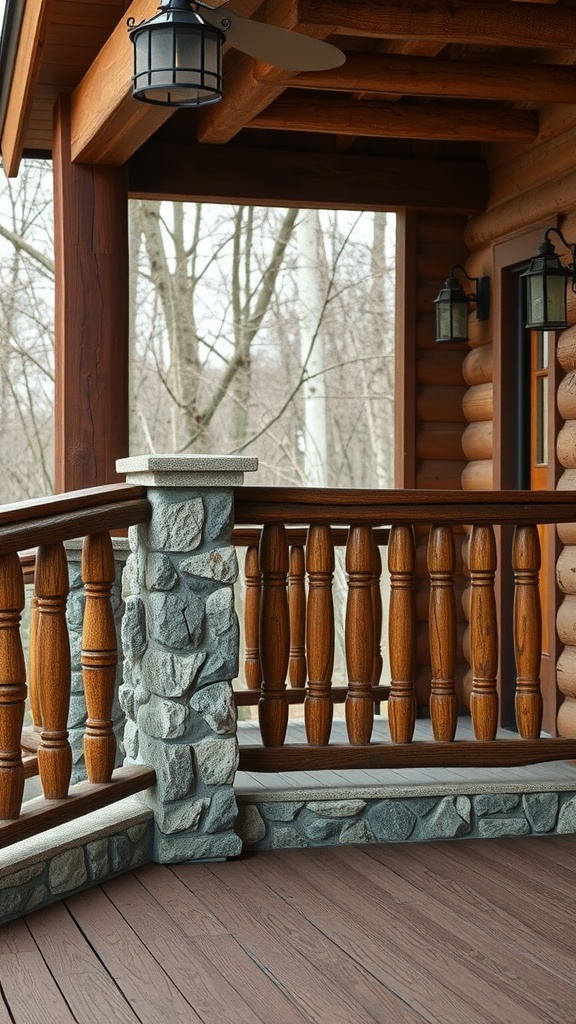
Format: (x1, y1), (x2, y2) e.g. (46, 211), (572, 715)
(434, 266), (490, 343)
(127, 0), (225, 108)
(521, 227), (576, 331)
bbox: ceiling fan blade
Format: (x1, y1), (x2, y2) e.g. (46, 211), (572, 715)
(201, 7), (346, 71)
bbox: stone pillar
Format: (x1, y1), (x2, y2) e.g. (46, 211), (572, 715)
(116, 455), (258, 863)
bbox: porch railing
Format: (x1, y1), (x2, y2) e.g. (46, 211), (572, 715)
(232, 487), (576, 773)
(0, 484), (154, 847)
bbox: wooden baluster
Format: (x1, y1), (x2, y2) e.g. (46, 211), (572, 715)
(305, 525), (334, 746)
(371, 537), (383, 687)
(513, 524), (543, 739)
(258, 523), (289, 746)
(0, 554), (27, 819)
(36, 542), (72, 799)
(428, 524), (458, 742)
(289, 544), (307, 688)
(345, 525), (375, 745)
(388, 525), (416, 743)
(28, 594), (42, 729)
(82, 533), (117, 783)
(469, 524), (498, 740)
(244, 545), (262, 691)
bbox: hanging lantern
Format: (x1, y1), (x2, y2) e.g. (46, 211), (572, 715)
(521, 231), (575, 331)
(433, 266), (490, 344)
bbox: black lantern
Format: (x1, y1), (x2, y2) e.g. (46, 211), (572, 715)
(521, 228), (576, 331)
(128, 0), (225, 108)
(434, 266), (490, 343)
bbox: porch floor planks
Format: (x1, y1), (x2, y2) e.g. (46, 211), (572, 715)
(0, 918), (77, 1024)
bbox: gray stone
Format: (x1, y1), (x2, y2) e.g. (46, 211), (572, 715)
(556, 795), (576, 833)
(271, 827), (308, 849)
(181, 546), (238, 585)
(190, 681), (236, 736)
(197, 622), (239, 686)
(124, 718), (139, 759)
(406, 797), (439, 816)
(522, 793), (559, 833)
(146, 739), (194, 801)
(155, 797), (209, 834)
(195, 736), (238, 786)
(148, 495), (204, 552)
(134, 678), (151, 710)
(236, 805), (267, 846)
(146, 553), (178, 592)
(66, 590), (85, 627)
(70, 731), (85, 766)
(419, 797), (471, 840)
(340, 820), (376, 845)
(70, 670), (84, 695)
(143, 649), (206, 700)
(260, 801), (304, 822)
(367, 800), (416, 842)
(299, 814), (342, 842)
(204, 789), (238, 834)
(69, 630), (82, 666)
(130, 838), (152, 868)
(0, 863), (44, 890)
(119, 678), (136, 720)
(0, 887), (25, 919)
(68, 693), (87, 729)
(155, 831), (242, 863)
(148, 591), (205, 650)
(87, 838), (110, 880)
(128, 821), (151, 843)
(204, 492), (234, 542)
(474, 794), (521, 816)
(138, 695), (189, 740)
(306, 799), (367, 818)
(478, 817), (530, 838)
(122, 553), (139, 597)
(49, 848), (87, 895)
(122, 596), (148, 660)
(205, 587), (235, 635)
(110, 835), (131, 872)
(24, 885), (49, 913)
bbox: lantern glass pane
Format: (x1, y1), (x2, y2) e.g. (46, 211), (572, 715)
(175, 29), (202, 76)
(527, 275), (545, 327)
(135, 32), (151, 79)
(150, 27), (174, 82)
(544, 274), (567, 325)
(451, 300), (468, 341)
(436, 301), (452, 341)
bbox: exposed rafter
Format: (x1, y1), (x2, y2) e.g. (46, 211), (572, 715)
(1, 0), (54, 176)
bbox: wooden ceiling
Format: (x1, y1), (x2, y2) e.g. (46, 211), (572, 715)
(2, 0), (576, 209)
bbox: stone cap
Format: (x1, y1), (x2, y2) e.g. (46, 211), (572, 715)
(116, 454), (258, 488)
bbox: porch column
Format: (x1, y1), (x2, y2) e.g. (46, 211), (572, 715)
(53, 96), (129, 491)
(117, 454), (257, 863)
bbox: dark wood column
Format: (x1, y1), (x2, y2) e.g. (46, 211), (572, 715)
(53, 95), (129, 492)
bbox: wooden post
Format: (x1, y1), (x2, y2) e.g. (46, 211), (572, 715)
(345, 526), (375, 745)
(244, 544), (262, 691)
(82, 533), (117, 783)
(0, 554), (26, 820)
(36, 542), (72, 800)
(388, 525), (416, 743)
(305, 525), (335, 746)
(53, 95), (129, 491)
(513, 524), (543, 738)
(469, 524), (499, 740)
(288, 544), (307, 688)
(258, 523), (289, 746)
(428, 524), (458, 741)
(28, 594), (42, 729)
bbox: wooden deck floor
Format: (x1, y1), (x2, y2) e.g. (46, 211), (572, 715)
(2, 835), (576, 1023)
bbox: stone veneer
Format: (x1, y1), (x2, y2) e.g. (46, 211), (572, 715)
(117, 454), (257, 863)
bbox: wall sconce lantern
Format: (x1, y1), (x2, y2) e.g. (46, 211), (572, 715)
(521, 228), (576, 331)
(128, 0), (225, 108)
(434, 266), (490, 343)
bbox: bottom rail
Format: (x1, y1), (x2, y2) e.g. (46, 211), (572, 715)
(234, 685), (390, 707)
(0, 764), (155, 848)
(238, 739), (576, 773)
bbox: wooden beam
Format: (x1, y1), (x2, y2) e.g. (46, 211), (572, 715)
(249, 95), (539, 142)
(288, 54), (576, 105)
(298, 0), (576, 49)
(196, 0), (335, 144)
(53, 97), (129, 491)
(128, 142), (488, 213)
(1, 0), (54, 177)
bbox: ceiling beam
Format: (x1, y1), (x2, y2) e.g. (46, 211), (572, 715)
(249, 95), (539, 142)
(298, 0), (576, 49)
(129, 142), (488, 213)
(287, 53), (576, 104)
(1, 0), (55, 177)
(196, 0), (335, 145)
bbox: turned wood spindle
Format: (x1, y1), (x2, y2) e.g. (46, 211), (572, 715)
(345, 525), (375, 745)
(289, 544), (307, 689)
(305, 525), (335, 746)
(428, 524), (458, 742)
(82, 533), (117, 783)
(388, 525), (416, 744)
(371, 538), (384, 688)
(513, 524), (543, 739)
(28, 593), (42, 730)
(244, 545), (262, 691)
(36, 542), (72, 800)
(0, 554), (27, 820)
(258, 523), (290, 746)
(469, 525), (499, 741)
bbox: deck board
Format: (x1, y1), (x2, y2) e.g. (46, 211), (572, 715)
(1, 839), (576, 1022)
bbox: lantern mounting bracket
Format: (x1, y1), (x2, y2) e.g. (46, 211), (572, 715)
(451, 265), (490, 321)
(542, 228), (576, 293)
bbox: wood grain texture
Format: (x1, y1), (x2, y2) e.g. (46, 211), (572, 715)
(28, 594), (42, 729)
(288, 545), (306, 689)
(243, 545), (262, 691)
(0, 553), (26, 819)
(0, 499), (150, 556)
(469, 525), (499, 740)
(388, 525), (416, 743)
(82, 533), (117, 783)
(0, 0), (54, 176)
(371, 540), (384, 687)
(428, 526), (458, 741)
(258, 524), (289, 747)
(35, 542), (72, 801)
(234, 685), (390, 706)
(345, 526), (375, 745)
(513, 525), (543, 739)
(304, 525), (334, 746)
